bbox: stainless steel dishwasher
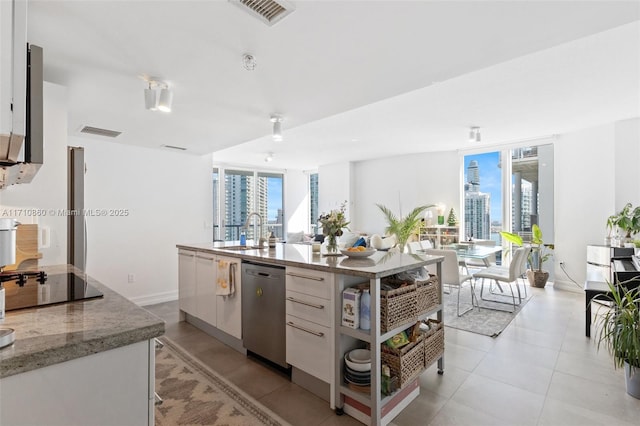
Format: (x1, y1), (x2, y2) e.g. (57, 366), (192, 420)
(241, 261), (288, 368)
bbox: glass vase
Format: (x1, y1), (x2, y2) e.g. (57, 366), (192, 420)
(326, 234), (338, 254)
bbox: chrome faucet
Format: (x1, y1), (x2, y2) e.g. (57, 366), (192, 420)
(245, 212), (266, 247)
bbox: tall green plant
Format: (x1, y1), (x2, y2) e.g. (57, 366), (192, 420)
(376, 204), (433, 252)
(596, 281), (640, 370)
(500, 224), (554, 271)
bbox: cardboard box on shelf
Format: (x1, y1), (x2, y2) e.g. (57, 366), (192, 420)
(341, 287), (361, 329)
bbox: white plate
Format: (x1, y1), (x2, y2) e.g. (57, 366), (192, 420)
(339, 248), (376, 258)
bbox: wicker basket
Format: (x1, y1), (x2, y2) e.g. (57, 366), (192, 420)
(381, 333), (425, 389)
(416, 275), (440, 316)
(379, 283), (417, 333)
(422, 319), (445, 368)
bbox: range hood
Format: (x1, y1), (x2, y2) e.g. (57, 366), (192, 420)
(0, 1), (43, 189)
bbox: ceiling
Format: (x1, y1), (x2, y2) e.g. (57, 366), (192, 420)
(27, 1), (640, 170)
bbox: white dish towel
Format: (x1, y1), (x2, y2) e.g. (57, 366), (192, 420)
(216, 260), (236, 298)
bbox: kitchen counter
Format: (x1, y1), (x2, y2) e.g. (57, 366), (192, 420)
(176, 242), (440, 278)
(0, 264), (165, 379)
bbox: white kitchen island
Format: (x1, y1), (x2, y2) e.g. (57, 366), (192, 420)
(177, 242), (444, 426)
(0, 265), (165, 426)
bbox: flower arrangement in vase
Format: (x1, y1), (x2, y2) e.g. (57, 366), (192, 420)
(318, 201), (350, 254)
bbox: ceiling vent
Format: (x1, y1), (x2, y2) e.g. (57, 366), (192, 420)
(229, 0), (295, 26)
(161, 144), (187, 151)
(79, 126), (122, 138)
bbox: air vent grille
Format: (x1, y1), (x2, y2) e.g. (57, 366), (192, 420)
(80, 126), (122, 138)
(229, 0), (295, 26)
(161, 144), (187, 151)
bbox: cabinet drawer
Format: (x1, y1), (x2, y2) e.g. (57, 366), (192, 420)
(285, 267), (334, 299)
(285, 314), (333, 382)
(285, 290), (332, 328)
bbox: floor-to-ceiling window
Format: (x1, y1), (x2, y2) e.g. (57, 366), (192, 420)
(463, 144), (554, 267)
(212, 168), (284, 243)
(259, 172), (284, 240)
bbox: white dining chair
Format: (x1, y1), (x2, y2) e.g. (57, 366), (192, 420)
(472, 247), (527, 313)
(424, 248), (476, 316)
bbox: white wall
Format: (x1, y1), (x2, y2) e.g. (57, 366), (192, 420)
(76, 137), (212, 304)
(1, 83), (68, 264)
(318, 161), (354, 224)
(1, 82), (212, 304)
(351, 151), (460, 235)
(614, 118), (640, 208)
(553, 125), (615, 287)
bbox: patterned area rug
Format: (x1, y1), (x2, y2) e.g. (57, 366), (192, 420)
(443, 280), (532, 337)
(155, 337), (291, 426)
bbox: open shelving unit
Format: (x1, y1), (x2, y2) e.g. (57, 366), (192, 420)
(419, 225), (460, 248)
(333, 257), (444, 425)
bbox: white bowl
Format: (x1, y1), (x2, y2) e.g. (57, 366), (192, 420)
(344, 353), (371, 372)
(347, 348), (371, 363)
(340, 248), (376, 258)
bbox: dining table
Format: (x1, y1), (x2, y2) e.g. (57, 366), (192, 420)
(441, 243), (503, 267)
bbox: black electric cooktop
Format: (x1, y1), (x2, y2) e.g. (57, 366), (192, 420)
(3, 272), (104, 312)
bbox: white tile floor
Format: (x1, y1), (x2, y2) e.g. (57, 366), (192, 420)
(148, 284), (640, 426)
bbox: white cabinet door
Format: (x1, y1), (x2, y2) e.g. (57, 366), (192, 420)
(286, 314), (332, 382)
(178, 249), (197, 316)
(0, 340), (151, 426)
(216, 256), (242, 339)
(195, 251), (217, 326)
(286, 266), (334, 299)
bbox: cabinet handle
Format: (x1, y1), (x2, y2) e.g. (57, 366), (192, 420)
(178, 252), (195, 258)
(286, 296), (324, 310)
(286, 321), (325, 337)
(286, 272), (324, 281)
(196, 255), (214, 260)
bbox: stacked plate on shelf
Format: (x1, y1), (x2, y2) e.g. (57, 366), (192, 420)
(344, 349), (371, 392)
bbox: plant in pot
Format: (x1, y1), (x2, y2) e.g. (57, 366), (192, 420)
(608, 203), (640, 247)
(595, 281), (640, 399)
(500, 224), (554, 288)
(376, 203), (434, 253)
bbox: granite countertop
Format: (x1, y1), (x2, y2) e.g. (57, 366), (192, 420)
(177, 242), (443, 278)
(0, 265), (165, 379)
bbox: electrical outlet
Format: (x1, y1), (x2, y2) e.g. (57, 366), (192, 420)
(128, 274), (135, 283)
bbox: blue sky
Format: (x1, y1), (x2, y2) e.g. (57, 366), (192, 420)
(464, 152), (503, 223)
(267, 177), (282, 221)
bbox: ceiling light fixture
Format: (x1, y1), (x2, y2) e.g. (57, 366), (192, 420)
(157, 87), (173, 112)
(271, 114), (283, 141)
(144, 83), (156, 111)
(265, 152), (274, 162)
(143, 78), (173, 112)
(469, 126), (481, 142)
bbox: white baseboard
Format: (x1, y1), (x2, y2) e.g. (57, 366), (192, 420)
(130, 290), (178, 306)
(552, 279), (584, 293)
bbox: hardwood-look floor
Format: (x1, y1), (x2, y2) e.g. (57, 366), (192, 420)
(145, 285), (640, 425)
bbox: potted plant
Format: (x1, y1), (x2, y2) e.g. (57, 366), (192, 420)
(595, 281), (640, 399)
(608, 203), (640, 246)
(500, 224), (554, 288)
(376, 203), (434, 253)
